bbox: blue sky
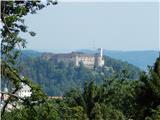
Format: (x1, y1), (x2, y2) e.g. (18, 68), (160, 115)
(22, 1), (159, 53)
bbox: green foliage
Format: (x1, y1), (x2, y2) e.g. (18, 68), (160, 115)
(92, 103), (125, 120)
(135, 56), (160, 120)
(100, 78), (138, 119)
(3, 56), (160, 120)
(1, 0), (57, 119)
(19, 57), (105, 95)
(104, 56), (140, 79)
(62, 57), (159, 120)
(150, 106), (160, 120)
(64, 81), (127, 120)
(3, 100), (60, 120)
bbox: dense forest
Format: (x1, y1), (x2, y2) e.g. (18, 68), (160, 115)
(19, 52), (141, 96)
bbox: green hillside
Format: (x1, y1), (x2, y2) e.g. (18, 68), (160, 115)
(19, 52), (141, 96)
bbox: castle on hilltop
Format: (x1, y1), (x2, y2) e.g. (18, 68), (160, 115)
(42, 48), (105, 68)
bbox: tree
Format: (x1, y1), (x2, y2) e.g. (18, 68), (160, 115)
(2, 99), (60, 120)
(1, 0), (57, 118)
(64, 81), (126, 120)
(135, 56), (160, 120)
(64, 81), (99, 119)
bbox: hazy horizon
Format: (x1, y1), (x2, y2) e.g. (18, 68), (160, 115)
(21, 1), (159, 52)
(23, 48), (159, 54)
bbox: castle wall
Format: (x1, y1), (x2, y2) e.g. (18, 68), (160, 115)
(77, 56), (95, 68)
(44, 48), (105, 68)
(56, 57), (75, 65)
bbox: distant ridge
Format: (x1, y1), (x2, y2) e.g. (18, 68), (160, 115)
(21, 50), (159, 70)
(79, 49), (159, 70)
(21, 50), (42, 58)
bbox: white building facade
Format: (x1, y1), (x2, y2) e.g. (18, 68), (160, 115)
(16, 83), (32, 98)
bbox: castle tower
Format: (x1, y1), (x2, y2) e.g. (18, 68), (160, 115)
(98, 48), (103, 58)
(94, 48), (104, 67)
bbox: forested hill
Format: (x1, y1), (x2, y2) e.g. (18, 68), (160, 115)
(19, 50), (141, 96)
(21, 50), (159, 70)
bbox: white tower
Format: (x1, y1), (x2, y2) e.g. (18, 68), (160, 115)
(95, 48), (104, 67)
(98, 48), (103, 58)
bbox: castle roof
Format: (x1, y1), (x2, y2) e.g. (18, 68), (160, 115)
(42, 52), (94, 59)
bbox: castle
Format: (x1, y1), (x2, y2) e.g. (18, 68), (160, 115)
(42, 48), (105, 68)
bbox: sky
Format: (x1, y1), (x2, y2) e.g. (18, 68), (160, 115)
(22, 1), (159, 53)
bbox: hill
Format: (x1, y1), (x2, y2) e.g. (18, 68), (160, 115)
(21, 50), (42, 59)
(19, 50), (141, 96)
